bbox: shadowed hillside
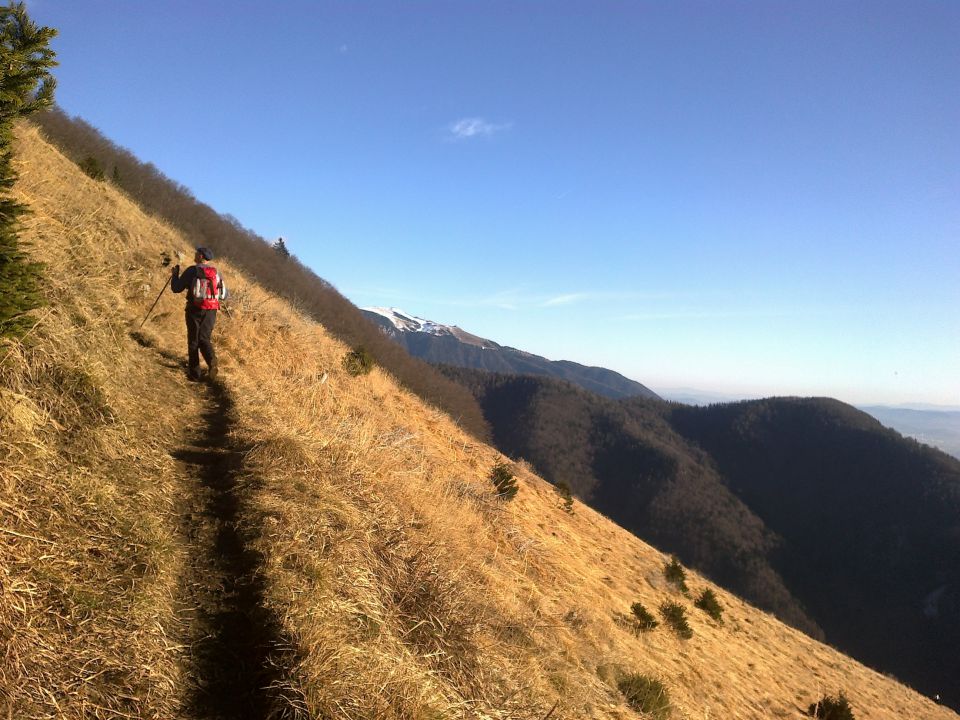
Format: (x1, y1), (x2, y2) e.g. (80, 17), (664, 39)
(666, 397), (960, 706)
(440, 365), (960, 709)
(2, 124), (956, 719)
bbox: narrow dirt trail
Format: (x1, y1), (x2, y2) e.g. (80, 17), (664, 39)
(171, 378), (287, 719)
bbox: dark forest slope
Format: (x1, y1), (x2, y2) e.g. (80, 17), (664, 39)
(439, 366), (821, 635)
(666, 397), (960, 705)
(442, 366), (960, 709)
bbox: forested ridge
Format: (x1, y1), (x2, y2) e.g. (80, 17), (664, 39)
(440, 365), (960, 709)
(666, 397), (960, 704)
(28, 108), (490, 441)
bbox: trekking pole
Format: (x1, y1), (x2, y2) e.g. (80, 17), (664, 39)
(139, 276), (171, 328)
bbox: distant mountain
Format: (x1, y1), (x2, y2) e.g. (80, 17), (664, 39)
(361, 307), (659, 400)
(439, 366), (960, 710)
(657, 387), (760, 405)
(860, 405), (960, 459)
(663, 389), (960, 460)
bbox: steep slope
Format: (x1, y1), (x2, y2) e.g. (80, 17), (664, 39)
(2, 125), (206, 717)
(362, 306), (660, 400)
(31, 108), (490, 442)
(666, 398), (960, 706)
(438, 366), (823, 637)
(440, 364), (960, 709)
(2, 125), (955, 719)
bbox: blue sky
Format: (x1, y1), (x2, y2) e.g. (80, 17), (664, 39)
(29, 1), (959, 405)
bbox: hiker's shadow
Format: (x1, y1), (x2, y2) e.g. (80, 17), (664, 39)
(168, 378), (296, 718)
(129, 330), (186, 370)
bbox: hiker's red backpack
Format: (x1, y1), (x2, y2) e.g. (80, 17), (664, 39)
(190, 265), (227, 310)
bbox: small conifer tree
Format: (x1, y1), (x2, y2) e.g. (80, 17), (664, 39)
(490, 460), (518, 500)
(0, 2), (57, 339)
(554, 480), (574, 513)
(659, 601), (693, 639)
(630, 601), (658, 630)
(273, 236), (291, 258)
(694, 588), (724, 623)
(342, 346), (374, 376)
(808, 692), (855, 720)
(617, 673), (671, 719)
(663, 555), (689, 594)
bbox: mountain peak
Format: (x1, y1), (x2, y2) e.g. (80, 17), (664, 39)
(363, 306), (450, 335)
(362, 306), (499, 349)
(362, 306), (660, 400)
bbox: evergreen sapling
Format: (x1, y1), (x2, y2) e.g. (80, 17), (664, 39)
(0, 1), (57, 339)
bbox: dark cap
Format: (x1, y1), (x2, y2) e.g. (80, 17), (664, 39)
(196, 247), (214, 261)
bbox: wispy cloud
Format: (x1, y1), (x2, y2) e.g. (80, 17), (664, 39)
(538, 290), (681, 308)
(541, 293), (588, 307)
(448, 117), (512, 140)
(617, 308), (798, 321)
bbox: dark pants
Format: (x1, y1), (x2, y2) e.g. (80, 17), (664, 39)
(185, 309), (217, 377)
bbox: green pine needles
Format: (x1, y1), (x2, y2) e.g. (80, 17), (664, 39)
(694, 588), (724, 623)
(554, 480), (574, 513)
(617, 673), (672, 719)
(663, 555), (689, 594)
(808, 692), (856, 720)
(630, 601), (659, 631)
(490, 461), (518, 500)
(79, 155), (105, 181)
(0, 2), (57, 339)
(659, 601), (693, 639)
(342, 346), (374, 376)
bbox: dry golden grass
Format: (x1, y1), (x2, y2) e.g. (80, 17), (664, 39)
(0, 122), (955, 719)
(0, 125), (201, 718)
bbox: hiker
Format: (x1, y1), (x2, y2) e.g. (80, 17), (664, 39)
(170, 247), (226, 381)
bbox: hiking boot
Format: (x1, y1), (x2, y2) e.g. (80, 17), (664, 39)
(187, 367), (202, 382)
(207, 362), (219, 381)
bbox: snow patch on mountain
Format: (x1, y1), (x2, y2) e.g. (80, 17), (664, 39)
(363, 307), (499, 349)
(364, 307), (452, 336)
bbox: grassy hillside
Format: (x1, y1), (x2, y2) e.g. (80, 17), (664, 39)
(441, 366), (960, 709)
(29, 107), (490, 442)
(1, 124), (955, 719)
(438, 366), (822, 637)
